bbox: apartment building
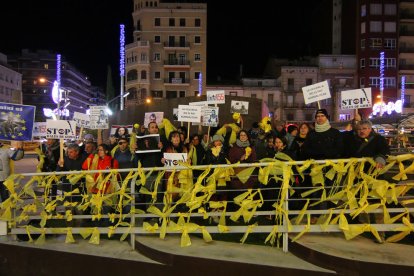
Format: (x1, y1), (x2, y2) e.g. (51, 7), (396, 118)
(356, 1), (399, 117)
(8, 49), (105, 120)
(0, 53), (22, 104)
(399, 0), (414, 114)
(125, 0), (207, 106)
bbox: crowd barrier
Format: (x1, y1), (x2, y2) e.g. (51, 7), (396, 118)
(1, 154), (414, 253)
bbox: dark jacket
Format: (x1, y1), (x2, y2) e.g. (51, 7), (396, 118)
(302, 128), (344, 160)
(343, 131), (390, 161)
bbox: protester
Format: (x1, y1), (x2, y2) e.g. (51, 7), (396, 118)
(113, 137), (136, 180)
(344, 119), (390, 242)
(82, 143), (119, 226)
(40, 139), (60, 199)
(228, 130), (257, 188)
(57, 143), (88, 201)
(0, 142), (24, 202)
(302, 109), (343, 160)
(162, 130), (189, 203)
(290, 122), (311, 160)
(301, 109), (344, 221)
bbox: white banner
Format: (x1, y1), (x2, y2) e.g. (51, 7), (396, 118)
(341, 88), (372, 110)
(163, 152), (188, 167)
(46, 120), (77, 139)
(178, 105), (202, 123)
(302, 80), (331, 104)
(189, 101), (209, 106)
(206, 90), (225, 104)
(73, 112), (90, 128)
(89, 106), (108, 129)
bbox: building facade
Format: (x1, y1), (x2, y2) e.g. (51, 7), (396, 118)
(7, 49), (105, 120)
(125, 0), (207, 107)
(356, 1), (399, 116)
(0, 53), (22, 104)
(399, 0), (414, 114)
(318, 54), (358, 121)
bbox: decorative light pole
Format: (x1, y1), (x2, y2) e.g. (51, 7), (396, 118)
(379, 51), (385, 116)
(120, 24), (125, 111)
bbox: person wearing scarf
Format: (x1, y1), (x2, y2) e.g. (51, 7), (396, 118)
(228, 130), (257, 209)
(301, 109), (344, 221)
(302, 109), (344, 160)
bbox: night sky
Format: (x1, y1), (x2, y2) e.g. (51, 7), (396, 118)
(0, 0), (353, 89)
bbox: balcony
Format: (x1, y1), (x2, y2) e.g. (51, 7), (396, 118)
(163, 42), (190, 48)
(126, 41), (149, 50)
(400, 30), (414, 36)
(399, 64), (414, 70)
(283, 103), (301, 109)
(164, 78), (190, 85)
(400, 11), (414, 20)
(399, 47), (414, 53)
(163, 60), (191, 67)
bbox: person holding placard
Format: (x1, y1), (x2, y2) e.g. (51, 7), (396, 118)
(162, 131), (188, 203)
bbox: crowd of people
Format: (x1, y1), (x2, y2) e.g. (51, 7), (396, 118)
(34, 109), (391, 229)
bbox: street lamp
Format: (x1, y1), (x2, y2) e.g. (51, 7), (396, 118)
(105, 92), (130, 115)
(39, 78), (71, 120)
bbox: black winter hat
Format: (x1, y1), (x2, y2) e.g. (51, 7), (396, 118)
(287, 124), (298, 134)
(315, 109), (330, 119)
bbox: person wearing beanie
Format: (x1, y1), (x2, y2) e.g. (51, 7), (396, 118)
(302, 108), (343, 160)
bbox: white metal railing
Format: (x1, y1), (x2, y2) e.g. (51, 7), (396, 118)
(1, 158), (414, 252)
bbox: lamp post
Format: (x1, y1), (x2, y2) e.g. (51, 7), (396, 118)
(39, 77), (71, 120)
(106, 92), (130, 115)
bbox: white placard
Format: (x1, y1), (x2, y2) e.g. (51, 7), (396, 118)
(189, 101), (209, 106)
(89, 106), (109, 129)
(144, 112), (164, 127)
(178, 105), (202, 123)
(206, 90), (225, 104)
(341, 88), (372, 110)
(202, 106), (219, 127)
(73, 112), (90, 128)
(302, 80), (331, 104)
(163, 152), (188, 167)
(33, 122), (47, 137)
(46, 119), (77, 139)
(230, 100), (249, 114)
